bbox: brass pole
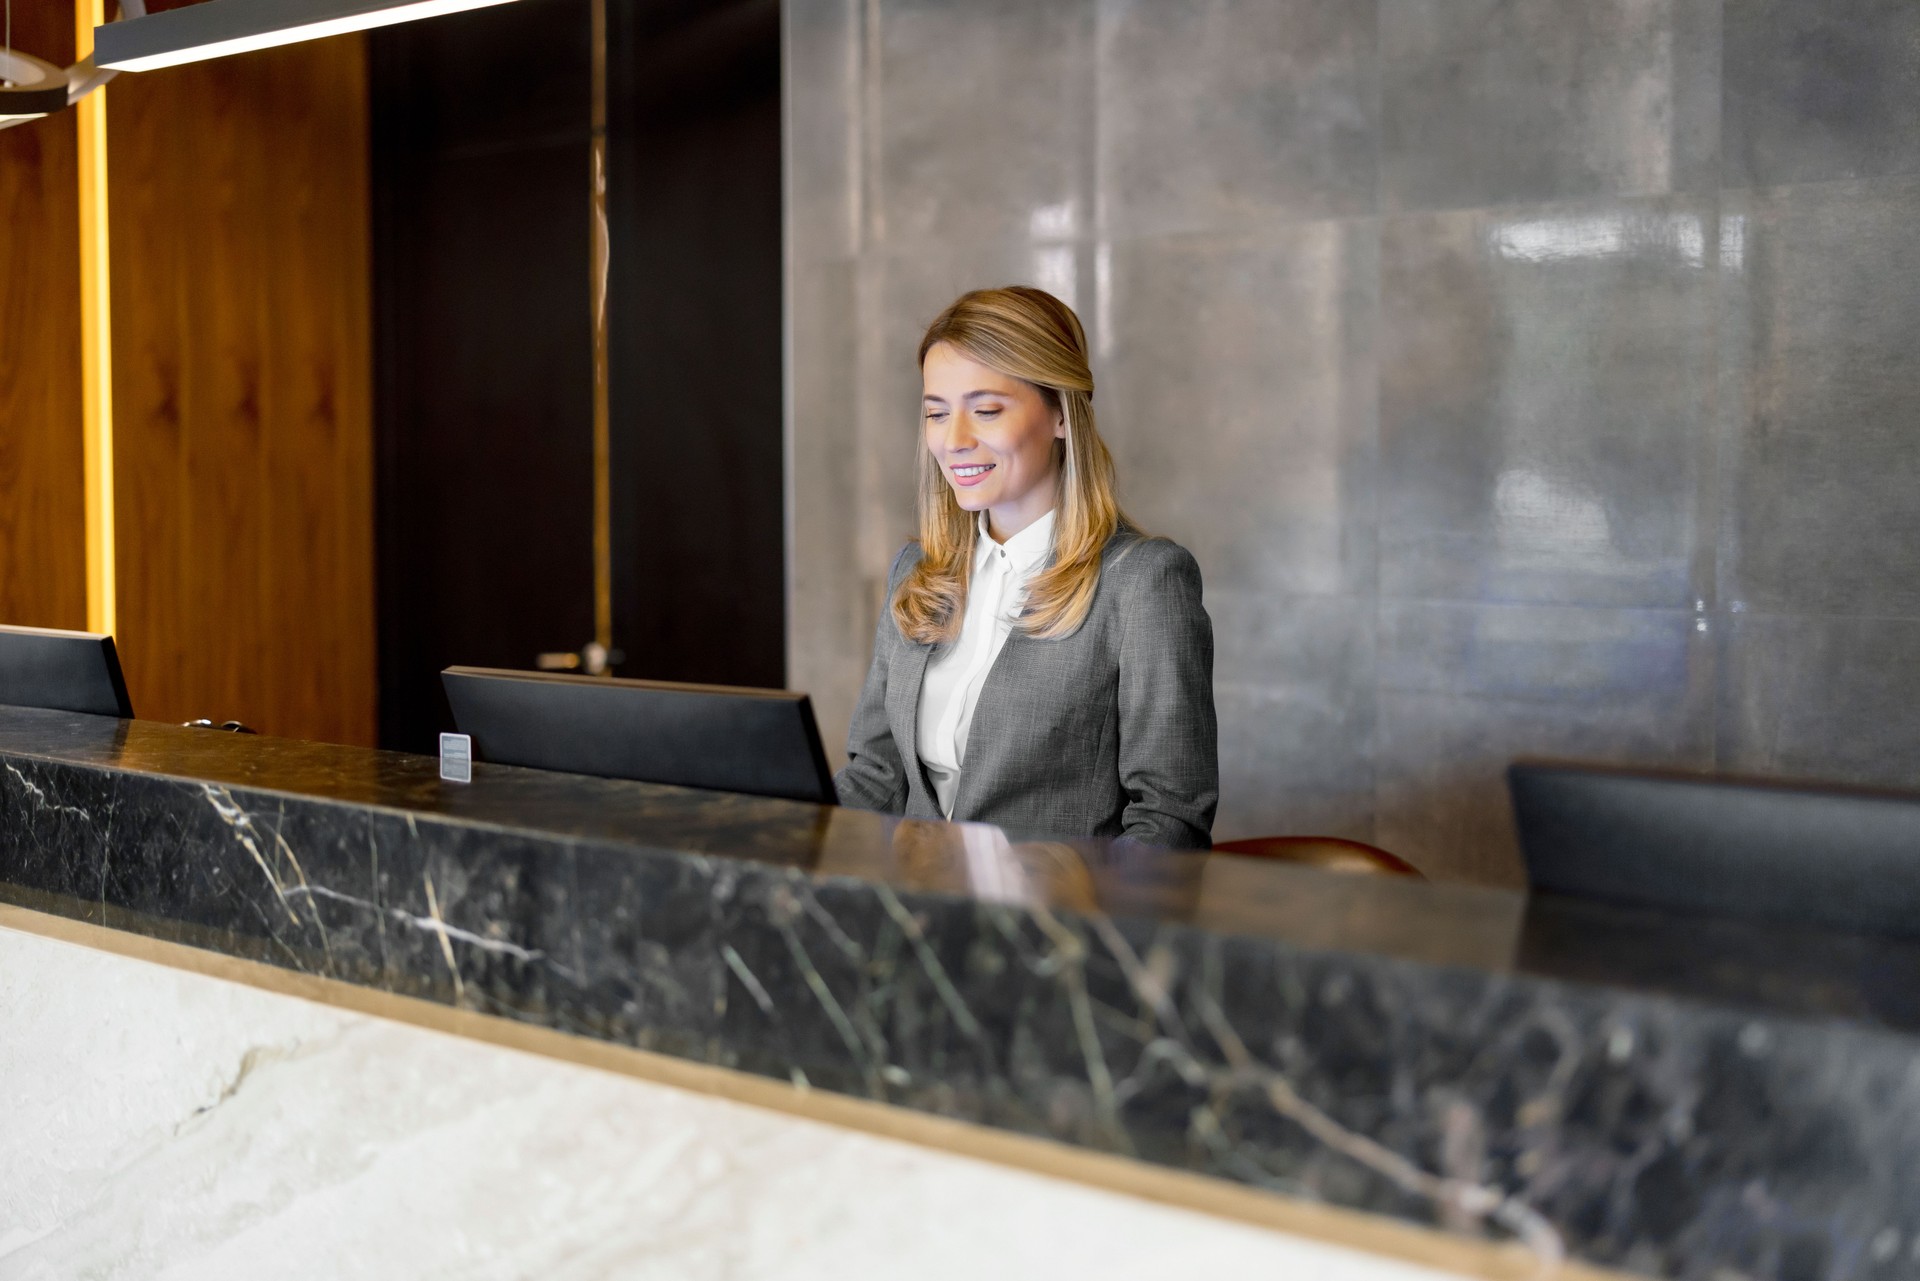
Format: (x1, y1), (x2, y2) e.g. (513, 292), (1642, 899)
(588, 0), (612, 658)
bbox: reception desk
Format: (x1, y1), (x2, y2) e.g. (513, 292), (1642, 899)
(2, 706), (1917, 1280)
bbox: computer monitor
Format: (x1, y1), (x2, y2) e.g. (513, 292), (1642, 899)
(441, 666), (836, 805)
(1510, 761), (1920, 940)
(0, 625), (134, 718)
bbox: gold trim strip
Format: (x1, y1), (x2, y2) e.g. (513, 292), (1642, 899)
(588, 0), (612, 655)
(0, 898), (1626, 1281)
(76, 0), (117, 638)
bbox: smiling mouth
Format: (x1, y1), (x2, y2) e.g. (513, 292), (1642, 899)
(951, 464), (995, 481)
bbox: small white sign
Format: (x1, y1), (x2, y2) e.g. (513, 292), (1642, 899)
(439, 732), (473, 784)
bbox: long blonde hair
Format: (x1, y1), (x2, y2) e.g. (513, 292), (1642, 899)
(893, 286), (1124, 645)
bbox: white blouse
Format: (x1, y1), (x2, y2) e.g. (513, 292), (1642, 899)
(916, 509), (1056, 818)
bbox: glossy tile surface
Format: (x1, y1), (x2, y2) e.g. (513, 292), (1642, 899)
(1380, 198), (1715, 608)
(1210, 592), (1375, 843)
(869, 0), (1095, 249)
(9, 711), (1920, 1281)
(1099, 226), (1377, 597)
(787, 259), (864, 770)
(1376, 602), (1714, 885)
(1723, 0), (1920, 187)
(1094, 0), (1377, 238)
(1380, 0), (1720, 212)
(784, 0), (861, 263)
(1718, 179), (1920, 618)
(1719, 613), (1920, 792)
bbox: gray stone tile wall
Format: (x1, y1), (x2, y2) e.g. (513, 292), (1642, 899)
(784, 0), (1920, 884)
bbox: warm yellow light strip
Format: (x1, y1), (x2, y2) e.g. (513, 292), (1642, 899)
(76, 0), (117, 637)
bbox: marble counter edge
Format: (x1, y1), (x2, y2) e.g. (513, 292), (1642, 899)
(2, 732), (1908, 1046)
(0, 899), (1626, 1281)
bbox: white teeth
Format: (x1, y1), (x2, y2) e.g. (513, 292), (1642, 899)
(953, 465), (993, 477)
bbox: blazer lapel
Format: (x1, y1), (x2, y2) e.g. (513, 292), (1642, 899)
(948, 632), (1025, 820)
(950, 546), (1054, 819)
(890, 638), (939, 806)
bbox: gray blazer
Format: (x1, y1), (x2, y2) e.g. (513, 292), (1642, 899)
(834, 527), (1219, 850)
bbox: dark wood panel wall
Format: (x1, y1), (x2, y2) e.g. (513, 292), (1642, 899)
(371, 0), (785, 753)
(0, 4), (87, 632)
(370, 0), (598, 752)
(108, 35), (376, 743)
(607, 0), (784, 690)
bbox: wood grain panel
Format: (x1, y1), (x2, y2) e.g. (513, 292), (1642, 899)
(103, 21), (190, 711)
(262, 39), (376, 745)
(109, 35), (375, 744)
(0, 5), (85, 631)
(184, 51), (267, 726)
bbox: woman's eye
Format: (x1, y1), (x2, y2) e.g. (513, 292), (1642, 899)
(925, 411), (948, 423)
(975, 408), (1001, 420)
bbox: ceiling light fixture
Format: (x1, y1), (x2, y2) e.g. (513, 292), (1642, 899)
(0, 0), (142, 133)
(0, 48), (70, 123)
(95, 0), (521, 74)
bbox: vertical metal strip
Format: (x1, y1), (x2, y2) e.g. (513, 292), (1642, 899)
(588, 0), (612, 655)
(76, 0), (117, 637)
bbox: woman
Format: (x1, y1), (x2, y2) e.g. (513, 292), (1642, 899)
(834, 286), (1218, 849)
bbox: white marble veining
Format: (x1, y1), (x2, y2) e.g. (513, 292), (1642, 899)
(0, 923), (1468, 1281)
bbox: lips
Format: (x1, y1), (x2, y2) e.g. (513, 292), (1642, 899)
(949, 463), (995, 487)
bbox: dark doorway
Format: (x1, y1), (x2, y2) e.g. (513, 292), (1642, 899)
(370, 0), (785, 753)
(607, 0), (785, 692)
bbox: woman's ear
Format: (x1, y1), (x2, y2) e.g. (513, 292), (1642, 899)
(1054, 410), (1067, 439)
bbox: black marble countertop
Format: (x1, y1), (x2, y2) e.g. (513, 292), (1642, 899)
(3, 706), (1917, 1280)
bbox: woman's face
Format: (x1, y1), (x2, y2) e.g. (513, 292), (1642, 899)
(922, 341), (1065, 541)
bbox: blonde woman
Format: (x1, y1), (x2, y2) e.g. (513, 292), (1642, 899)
(834, 286), (1218, 850)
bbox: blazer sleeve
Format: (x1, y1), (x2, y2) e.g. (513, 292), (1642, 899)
(1115, 542), (1219, 849)
(833, 544), (916, 814)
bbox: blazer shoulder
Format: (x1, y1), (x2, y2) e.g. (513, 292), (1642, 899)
(1100, 529), (1201, 594)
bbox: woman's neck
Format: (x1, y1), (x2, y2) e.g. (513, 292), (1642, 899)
(984, 490), (1059, 545)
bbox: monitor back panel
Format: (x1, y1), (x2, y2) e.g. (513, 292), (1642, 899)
(442, 667), (835, 804)
(0, 626), (134, 718)
(1511, 763), (1920, 939)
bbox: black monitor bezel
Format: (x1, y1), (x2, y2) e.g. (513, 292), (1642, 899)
(0, 624), (135, 719)
(441, 665), (835, 805)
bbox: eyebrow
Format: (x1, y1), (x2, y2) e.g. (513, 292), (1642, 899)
(922, 389), (1014, 404)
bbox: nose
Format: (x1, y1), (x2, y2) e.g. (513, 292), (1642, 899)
(941, 414), (977, 455)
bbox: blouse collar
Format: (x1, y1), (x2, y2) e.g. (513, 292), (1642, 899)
(975, 508), (1056, 576)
